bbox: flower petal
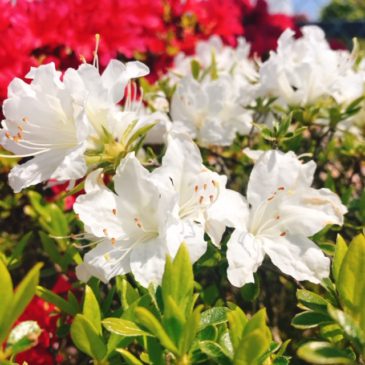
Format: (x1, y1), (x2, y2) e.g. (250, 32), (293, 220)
(166, 219), (207, 263)
(262, 234), (330, 283)
(247, 150), (316, 208)
(129, 238), (167, 287)
(206, 189), (249, 246)
(74, 179), (124, 240)
(275, 187), (347, 237)
(76, 239), (133, 283)
(8, 149), (80, 193)
(227, 231), (265, 287)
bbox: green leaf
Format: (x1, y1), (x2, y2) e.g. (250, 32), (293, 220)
(161, 244), (194, 313)
(319, 323), (344, 343)
(234, 329), (271, 365)
(135, 307), (178, 354)
(227, 304), (248, 351)
(179, 305), (203, 355)
(337, 234), (365, 323)
(273, 356), (291, 365)
(327, 305), (365, 345)
(145, 337), (165, 365)
(12, 263), (42, 321)
(70, 314), (107, 360)
(116, 349), (143, 365)
(297, 289), (330, 313)
(83, 286), (102, 335)
(191, 59), (201, 80)
(102, 318), (150, 337)
(8, 232), (32, 267)
(333, 235), (348, 283)
(297, 341), (354, 364)
(162, 295), (185, 345)
(0, 263), (42, 345)
(240, 279), (260, 302)
(291, 311), (332, 329)
(36, 286), (77, 315)
(0, 259), (13, 339)
(48, 204), (69, 237)
(210, 50), (218, 80)
(198, 325), (218, 341)
(117, 277), (139, 310)
(39, 232), (64, 266)
(243, 309), (271, 343)
(200, 307), (229, 330)
(199, 341), (232, 365)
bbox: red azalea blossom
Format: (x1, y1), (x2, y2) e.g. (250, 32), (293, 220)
(14, 275), (72, 365)
(0, 0), (298, 104)
(15, 298), (60, 364)
(240, 0), (296, 56)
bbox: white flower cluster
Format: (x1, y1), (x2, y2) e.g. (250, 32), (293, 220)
(0, 60), (165, 192)
(170, 36), (258, 146)
(258, 26), (365, 106)
(0, 25), (353, 288)
(168, 26), (365, 144)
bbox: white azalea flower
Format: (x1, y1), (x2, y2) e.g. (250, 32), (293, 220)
(0, 63), (89, 193)
(0, 59), (152, 192)
(227, 150), (347, 287)
(153, 131), (249, 250)
(73, 153), (183, 287)
(63, 59), (149, 150)
(258, 26), (365, 107)
(171, 75), (252, 146)
(171, 35), (257, 85)
(168, 36), (258, 147)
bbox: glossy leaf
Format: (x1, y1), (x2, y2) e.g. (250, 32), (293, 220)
(70, 314), (107, 360)
(297, 341), (354, 364)
(337, 234), (365, 323)
(135, 307), (178, 354)
(83, 286), (102, 335)
(332, 235), (348, 282)
(102, 318), (150, 337)
(291, 311), (332, 329)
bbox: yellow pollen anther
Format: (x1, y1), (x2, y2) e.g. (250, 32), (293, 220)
(5, 132), (11, 139)
(134, 217), (142, 228)
(212, 180), (216, 187)
(103, 228), (108, 236)
(80, 55), (87, 63)
(199, 196), (204, 204)
(276, 215), (280, 220)
(112, 209), (117, 215)
(278, 186), (285, 191)
(13, 135), (19, 142)
(18, 125), (24, 131)
(280, 231), (287, 237)
(111, 238), (116, 245)
(267, 196), (275, 201)
(209, 195), (214, 202)
(194, 185), (198, 192)
(203, 183), (207, 190)
(22, 117), (29, 123)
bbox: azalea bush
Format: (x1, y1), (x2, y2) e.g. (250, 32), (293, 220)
(0, 2), (365, 364)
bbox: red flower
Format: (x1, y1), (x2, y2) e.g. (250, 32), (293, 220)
(15, 297), (61, 365)
(14, 275), (72, 365)
(240, 0), (296, 56)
